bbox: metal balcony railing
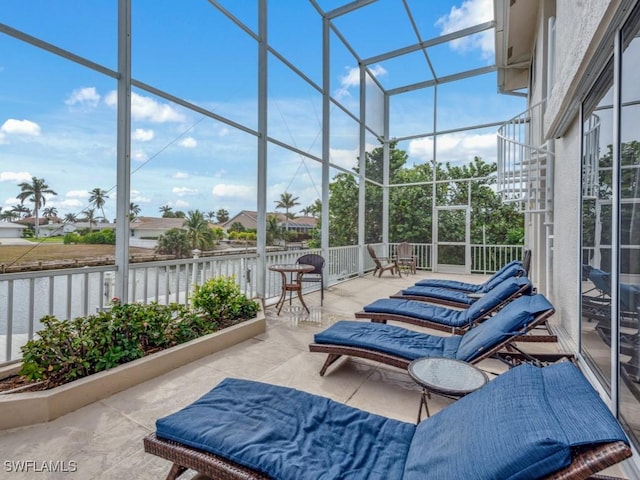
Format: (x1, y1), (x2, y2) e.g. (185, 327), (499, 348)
(0, 243), (524, 364)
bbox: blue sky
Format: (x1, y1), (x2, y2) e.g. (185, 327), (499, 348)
(0, 0), (524, 222)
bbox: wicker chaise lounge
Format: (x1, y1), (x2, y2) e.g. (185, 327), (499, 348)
(357, 276), (533, 334)
(310, 293), (560, 376)
(391, 273), (532, 308)
(144, 362), (631, 479)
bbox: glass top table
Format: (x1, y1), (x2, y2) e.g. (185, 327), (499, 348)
(408, 357), (489, 421)
(268, 264), (315, 315)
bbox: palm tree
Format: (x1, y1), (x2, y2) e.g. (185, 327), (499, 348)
(83, 208), (97, 231)
(129, 202), (141, 220)
(0, 209), (17, 221)
(88, 188), (109, 221)
(11, 204), (30, 219)
(275, 192), (300, 232)
(63, 213), (78, 223)
(16, 176), (57, 238)
(216, 208), (229, 224)
(303, 199), (322, 218)
(159, 205), (174, 218)
(266, 214), (283, 245)
(205, 210), (216, 222)
(42, 206), (58, 219)
(183, 210), (215, 250)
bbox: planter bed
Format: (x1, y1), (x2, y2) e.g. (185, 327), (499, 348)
(0, 311), (265, 430)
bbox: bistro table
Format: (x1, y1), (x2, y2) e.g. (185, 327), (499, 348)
(269, 263), (315, 315)
(407, 357), (489, 422)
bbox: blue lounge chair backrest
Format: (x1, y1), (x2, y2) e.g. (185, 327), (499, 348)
(463, 276), (532, 325)
(480, 261), (527, 292)
(456, 293), (553, 361)
(588, 267), (640, 311)
(414, 260), (525, 292)
(403, 362), (628, 480)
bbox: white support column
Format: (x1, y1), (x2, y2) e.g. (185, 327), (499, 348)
(115, 0), (131, 302)
(382, 94), (390, 247)
(256, 0), (268, 299)
(321, 16), (330, 264)
(358, 65), (366, 273)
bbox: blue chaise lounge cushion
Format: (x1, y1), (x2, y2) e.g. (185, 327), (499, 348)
(314, 320), (462, 360)
(400, 285), (476, 305)
(402, 362), (628, 480)
(155, 378), (415, 480)
(364, 276), (531, 329)
(455, 294), (553, 361)
(414, 260), (524, 292)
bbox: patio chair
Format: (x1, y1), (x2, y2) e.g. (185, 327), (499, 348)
(396, 241), (417, 274)
(296, 253), (325, 306)
(310, 293), (561, 375)
(391, 273), (532, 308)
(357, 275), (533, 334)
(413, 259), (526, 293)
(367, 244), (401, 278)
(144, 362), (631, 480)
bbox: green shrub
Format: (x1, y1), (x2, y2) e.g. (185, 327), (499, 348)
(19, 285), (257, 388)
(63, 233), (81, 244)
(83, 229), (116, 244)
(190, 276), (260, 321)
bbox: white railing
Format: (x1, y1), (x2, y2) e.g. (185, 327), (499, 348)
(0, 243), (521, 364)
(497, 100), (553, 213)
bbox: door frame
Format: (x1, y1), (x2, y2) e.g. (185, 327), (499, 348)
(433, 205), (471, 274)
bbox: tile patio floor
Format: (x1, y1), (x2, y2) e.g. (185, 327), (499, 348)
(0, 270), (631, 479)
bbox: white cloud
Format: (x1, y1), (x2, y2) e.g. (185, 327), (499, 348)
(0, 171), (32, 183)
(55, 198), (84, 209)
(335, 65), (387, 100)
(329, 147), (359, 171)
(65, 190), (90, 199)
(212, 184), (254, 200)
(2, 197), (19, 208)
(104, 91), (186, 123)
(172, 186), (198, 197)
(178, 136), (197, 148)
(408, 131), (497, 164)
(436, 0), (494, 59)
(132, 149), (148, 162)
(131, 190), (151, 203)
(65, 87), (101, 108)
(1, 119), (41, 136)
(173, 200), (190, 208)
(132, 128), (154, 141)
(173, 172), (190, 179)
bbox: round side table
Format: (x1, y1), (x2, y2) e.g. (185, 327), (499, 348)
(408, 357), (489, 422)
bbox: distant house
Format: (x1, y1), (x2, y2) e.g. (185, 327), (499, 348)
(0, 221), (27, 239)
(67, 222), (116, 234)
(129, 217), (186, 239)
(223, 210), (317, 234)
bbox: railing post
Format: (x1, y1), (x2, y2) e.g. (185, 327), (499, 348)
(191, 249), (201, 293)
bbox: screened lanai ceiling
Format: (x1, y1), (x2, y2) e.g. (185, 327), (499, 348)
(316, 0), (497, 93)
(0, 0), (525, 230)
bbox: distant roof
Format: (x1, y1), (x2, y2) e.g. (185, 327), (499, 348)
(130, 216), (186, 230)
(0, 221), (27, 229)
(223, 210), (317, 229)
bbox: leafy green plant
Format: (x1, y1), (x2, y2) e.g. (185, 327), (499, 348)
(190, 276), (260, 321)
(19, 281), (259, 388)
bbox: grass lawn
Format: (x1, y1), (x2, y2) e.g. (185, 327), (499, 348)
(0, 244), (152, 266)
